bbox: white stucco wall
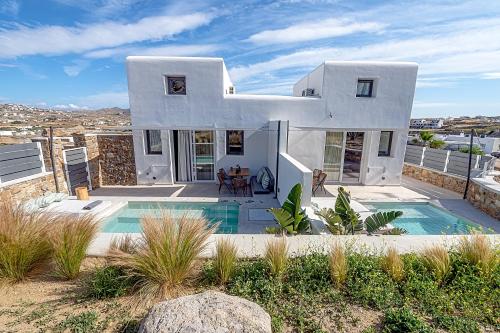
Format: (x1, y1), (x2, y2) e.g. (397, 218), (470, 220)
(133, 129), (174, 184)
(277, 153), (312, 207)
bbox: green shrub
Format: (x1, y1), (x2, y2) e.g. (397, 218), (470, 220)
(435, 315), (480, 333)
(383, 307), (433, 333)
(213, 238), (238, 284)
(85, 266), (132, 299)
(55, 311), (99, 333)
(50, 215), (98, 280)
(0, 201), (52, 281)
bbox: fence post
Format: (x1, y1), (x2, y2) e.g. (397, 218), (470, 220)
(36, 142), (47, 173)
(443, 150), (450, 173)
(420, 147), (426, 166)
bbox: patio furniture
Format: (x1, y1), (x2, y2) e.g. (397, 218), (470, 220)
(232, 178), (248, 196)
(250, 167), (274, 195)
(313, 168), (322, 180)
(217, 169), (233, 193)
(312, 172), (327, 196)
(228, 167), (250, 178)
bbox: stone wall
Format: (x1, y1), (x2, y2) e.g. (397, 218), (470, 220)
(404, 163), (499, 221)
(403, 163), (467, 193)
(467, 179), (500, 220)
(74, 133), (137, 187)
(0, 173), (57, 203)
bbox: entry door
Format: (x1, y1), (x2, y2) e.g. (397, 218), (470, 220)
(341, 132), (364, 183)
(323, 132), (344, 181)
(192, 130), (215, 181)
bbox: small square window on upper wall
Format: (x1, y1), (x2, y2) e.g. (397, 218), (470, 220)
(166, 76), (186, 95)
(356, 79), (374, 97)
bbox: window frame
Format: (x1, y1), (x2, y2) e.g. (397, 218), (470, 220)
(226, 130), (244, 155)
(145, 130), (162, 155)
(378, 131), (393, 157)
(165, 75), (186, 95)
(356, 79), (374, 98)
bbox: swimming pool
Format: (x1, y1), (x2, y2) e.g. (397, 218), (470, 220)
(101, 201), (240, 234)
(362, 202), (480, 235)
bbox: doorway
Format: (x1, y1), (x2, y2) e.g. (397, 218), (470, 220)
(173, 130), (215, 182)
(342, 132), (364, 183)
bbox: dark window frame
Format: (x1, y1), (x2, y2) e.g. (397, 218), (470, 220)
(378, 131), (393, 157)
(356, 79), (374, 98)
(145, 130), (162, 155)
(166, 75), (186, 95)
(226, 130), (244, 155)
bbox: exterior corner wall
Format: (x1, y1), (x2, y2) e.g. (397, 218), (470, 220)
(277, 153), (312, 207)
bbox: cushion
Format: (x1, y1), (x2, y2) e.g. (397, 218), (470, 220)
(256, 168), (265, 183)
(261, 172), (270, 189)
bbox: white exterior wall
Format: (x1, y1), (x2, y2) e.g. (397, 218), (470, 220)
(126, 56), (418, 186)
(277, 153), (312, 207)
(133, 129), (174, 184)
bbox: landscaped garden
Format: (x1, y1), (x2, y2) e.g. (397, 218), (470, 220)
(0, 197), (498, 333)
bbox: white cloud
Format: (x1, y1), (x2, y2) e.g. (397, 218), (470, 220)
(0, 12), (214, 58)
(248, 18), (385, 45)
(481, 72), (500, 80)
(230, 17), (500, 83)
(63, 60), (90, 76)
(85, 44), (219, 59)
(53, 103), (89, 110)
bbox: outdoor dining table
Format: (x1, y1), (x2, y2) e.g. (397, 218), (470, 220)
(228, 167), (250, 178)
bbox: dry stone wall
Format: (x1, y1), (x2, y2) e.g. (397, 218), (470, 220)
(403, 163), (467, 193)
(0, 173), (57, 203)
(73, 133), (137, 187)
(467, 180), (500, 220)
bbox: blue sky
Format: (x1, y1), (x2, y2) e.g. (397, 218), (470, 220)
(0, 0), (499, 118)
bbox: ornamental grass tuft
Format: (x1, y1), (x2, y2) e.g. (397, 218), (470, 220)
(49, 214), (99, 280)
(0, 200), (52, 281)
(457, 234), (497, 276)
(109, 211), (216, 300)
(264, 236), (288, 278)
(213, 238), (238, 284)
(421, 245), (451, 284)
(329, 242), (348, 288)
(382, 247), (405, 283)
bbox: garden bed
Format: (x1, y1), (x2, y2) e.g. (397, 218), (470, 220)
(1, 251), (497, 333)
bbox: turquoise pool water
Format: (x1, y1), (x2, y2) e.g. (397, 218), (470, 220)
(363, 202), (480, 235)
(102, 201), (239, 234)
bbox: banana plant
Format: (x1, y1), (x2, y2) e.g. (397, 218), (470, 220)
(268, 183), (310, 235)
(316, 187), (405, 235)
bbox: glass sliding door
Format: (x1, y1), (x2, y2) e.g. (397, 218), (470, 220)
(342, 132), (364, 183)
(193, 130), (215, 181)
(323, 132), (344, 181)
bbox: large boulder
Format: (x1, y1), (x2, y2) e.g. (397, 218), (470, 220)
(138, 291), (272, 333)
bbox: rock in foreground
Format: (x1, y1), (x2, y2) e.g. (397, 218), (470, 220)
(138, 291), (272, 333)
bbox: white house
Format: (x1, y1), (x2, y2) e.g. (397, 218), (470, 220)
(410, 118), (444, 129)
(126, 56), (418, 193)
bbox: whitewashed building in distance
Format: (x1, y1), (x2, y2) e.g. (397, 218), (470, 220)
(410, 118), (444, 129)
(126, 56), (418, 201)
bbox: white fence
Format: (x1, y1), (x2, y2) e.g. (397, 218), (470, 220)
(404, 145), (494, 178)
(0, 142), (46, 184)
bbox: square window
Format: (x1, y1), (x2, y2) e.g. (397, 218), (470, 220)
(145, 130), (162, 155)
(166, 76), (186, 95)
(226, 130), (244, 155)
(378, 131), (393, 156)
(356, 79), (374, 97)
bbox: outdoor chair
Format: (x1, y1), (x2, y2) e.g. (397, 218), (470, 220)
(313, 168), (322, 180)
(217, 169), (233, 193)
(312, 172), (327, 196)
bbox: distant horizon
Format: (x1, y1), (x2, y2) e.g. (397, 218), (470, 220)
(1, 0), (499, 118)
